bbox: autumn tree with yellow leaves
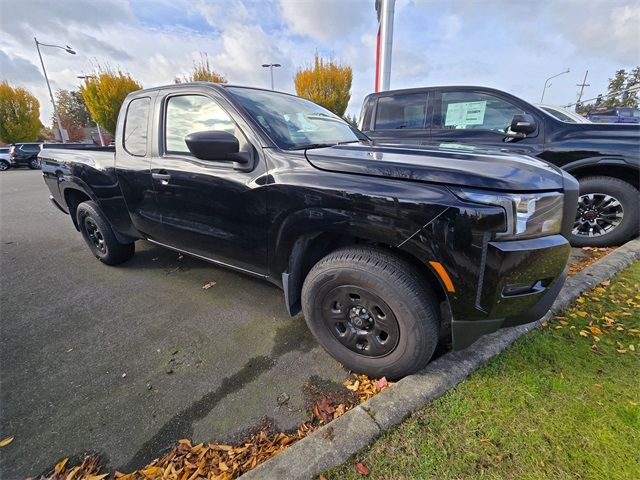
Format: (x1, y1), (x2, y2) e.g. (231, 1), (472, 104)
(79, 67), (142, 135)
(294, 53), (352, 117)
(0, 82), (41, 144)
(175, 53), (227, 84)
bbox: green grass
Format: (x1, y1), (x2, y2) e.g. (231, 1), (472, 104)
(324, 262), (640, 480)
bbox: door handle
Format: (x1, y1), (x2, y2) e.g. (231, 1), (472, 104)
(152, 172), (171, 185)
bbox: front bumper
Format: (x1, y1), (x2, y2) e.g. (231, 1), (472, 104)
(451, 234), (570, 350)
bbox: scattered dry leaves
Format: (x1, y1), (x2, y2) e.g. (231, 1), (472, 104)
(568, 247), (614, 276)
(42, 372), (394, 479)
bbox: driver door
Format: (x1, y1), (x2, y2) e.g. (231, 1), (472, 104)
(149, 92), (269, 275)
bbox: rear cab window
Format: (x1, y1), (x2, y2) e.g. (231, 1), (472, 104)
(123, 97), (151, 156)
(374, 93), (428, 130)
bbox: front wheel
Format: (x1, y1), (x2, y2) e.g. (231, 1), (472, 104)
(76, 201), (135, 265)
(571, 176), (639, 247)
(302, 246), (440, 380)
(0, 161), (10, 171)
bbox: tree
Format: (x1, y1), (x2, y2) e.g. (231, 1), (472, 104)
(601, 69), (627, 108)
(54, 89), (93, 142)
(175, 53), (227, 84)
(295, 53), (352, 117)
(621, 66), (640, 107)
(0, 82), (41, 144)
(79, 66), (142, 135)
(343, 113), (359, 128)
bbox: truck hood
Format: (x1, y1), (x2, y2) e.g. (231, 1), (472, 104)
(305, 143), (565, 192)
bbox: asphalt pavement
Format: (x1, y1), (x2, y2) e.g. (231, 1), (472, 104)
(0, 169), (348, 478)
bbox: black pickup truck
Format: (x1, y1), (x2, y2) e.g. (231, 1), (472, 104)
(40, 83), (578, 379)
(359, 86), (640, 247)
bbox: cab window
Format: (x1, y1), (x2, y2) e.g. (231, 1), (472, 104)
(375, 93), (428, 130)
(437, 92), (522, 133)
(123, 97), (150, 156)
(165, 95), (235, 154)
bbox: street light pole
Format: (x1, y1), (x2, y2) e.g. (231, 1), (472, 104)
(261, 63), (281, 90)
(77, 75), (105, 146)
(541, 68), (570, 103)
(34, 37), (76, 143)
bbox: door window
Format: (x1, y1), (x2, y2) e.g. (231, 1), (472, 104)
(439, 92), (522, 133)
(165, 95), (235, 154)
(375, 93), (428, 130)
(123, 97), (150, 156)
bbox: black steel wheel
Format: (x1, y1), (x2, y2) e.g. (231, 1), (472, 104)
(571, 176), (639, 247)
(76, 201), (135, 265)
(302, 246), (440, 379)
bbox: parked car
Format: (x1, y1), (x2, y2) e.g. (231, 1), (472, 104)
(40, 83), (578, 379)
(359, 86), (639, 247)
(587, 107), (640, 124)
(0, 147), (11, 171)
(535, 104), (591, 123)
(9, 143), (43, 169)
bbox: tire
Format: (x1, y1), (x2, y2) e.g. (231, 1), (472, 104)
(302, 246), (440, 380)
(571, 176), (639, 247)
(0, 161), (10, 172)
(28, 158), (40, 169)
(76, 201), (135, 265)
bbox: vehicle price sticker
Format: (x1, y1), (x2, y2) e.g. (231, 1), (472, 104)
(445, 101), (487, 127)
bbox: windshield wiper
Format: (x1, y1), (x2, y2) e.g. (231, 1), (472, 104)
(289, 140), (362, 151)
(288, 143), (336, 151)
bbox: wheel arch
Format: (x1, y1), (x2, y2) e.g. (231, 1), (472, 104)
(63, 186), (93, 230)
(281, 230), (449, 320)
(564, 160), (639, 190)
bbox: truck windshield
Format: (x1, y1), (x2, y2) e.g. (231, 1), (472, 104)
(227, 87), (367, 150)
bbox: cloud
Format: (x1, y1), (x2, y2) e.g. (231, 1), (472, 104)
(279, 0), (372, 42)
(0, 50), (44, 84)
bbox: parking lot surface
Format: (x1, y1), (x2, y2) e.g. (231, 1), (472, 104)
(0, 170), (348, 478)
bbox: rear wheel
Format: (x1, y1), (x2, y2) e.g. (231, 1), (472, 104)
(28, 158), (40, 169)
(302, 246), (440, 380)
(0, 161), (9, 171)
(76, 201), (135, 265)
(572, 176), (639, 247)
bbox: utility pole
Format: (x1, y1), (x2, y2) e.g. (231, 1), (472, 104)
(575, 70), (590, 112)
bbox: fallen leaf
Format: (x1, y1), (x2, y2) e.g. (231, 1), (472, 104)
(495, 454), (504, 462)
(579, 330), (589, 337)
(593, 384), (603, 388)
(576, 311), (588, 318)
(355, 462), (370, 475)
(374, 377), (389, 392)
(629, 344), (636, 352)
(202, 281), (217, 289)
(587, 326), (603, 335)
(0, 436), (14, 448)
(55, 458), (69, 474)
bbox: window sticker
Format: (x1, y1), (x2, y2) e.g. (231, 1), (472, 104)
(445, 101), (487, 127)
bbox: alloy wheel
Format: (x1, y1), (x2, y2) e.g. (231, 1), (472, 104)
(573, 192), (624, 238)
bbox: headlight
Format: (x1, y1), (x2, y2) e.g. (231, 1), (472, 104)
(452, 189), (564, 240)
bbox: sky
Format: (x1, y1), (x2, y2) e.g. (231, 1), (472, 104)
(1, 0), (638, 126)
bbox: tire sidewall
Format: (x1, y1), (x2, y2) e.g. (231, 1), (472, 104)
(0, 161), (9, 171)
(28, 158), (40, 169)
(77, 203), (111, 260)
(572, 177), (639, 247)
(302, 262), (438, 378)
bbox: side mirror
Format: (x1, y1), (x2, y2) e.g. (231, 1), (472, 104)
(510, 114), (537, 135)
(185, 130), (241, 161)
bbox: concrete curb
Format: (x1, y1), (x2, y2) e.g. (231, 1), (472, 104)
(239, 239), (640, 480)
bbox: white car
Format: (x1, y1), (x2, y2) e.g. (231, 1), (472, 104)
(535, 104), (591, 123)
(0, 147), (12, 171)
